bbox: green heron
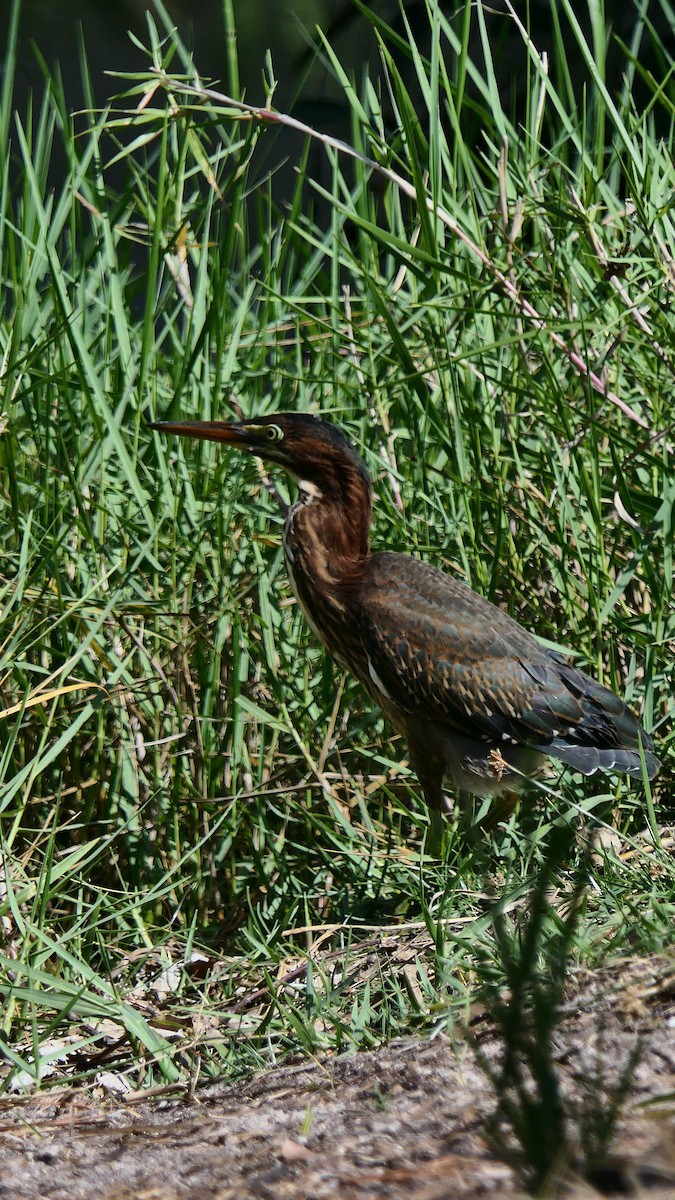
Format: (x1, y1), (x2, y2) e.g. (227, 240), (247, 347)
(150, 413), (659, 832)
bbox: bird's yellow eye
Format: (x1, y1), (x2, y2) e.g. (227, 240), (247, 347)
(243, 422), (283, 442)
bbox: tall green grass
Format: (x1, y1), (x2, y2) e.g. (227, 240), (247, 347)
(0, 0), (672, 1097)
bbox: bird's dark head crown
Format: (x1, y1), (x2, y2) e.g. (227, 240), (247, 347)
(149, 411), (371, 496)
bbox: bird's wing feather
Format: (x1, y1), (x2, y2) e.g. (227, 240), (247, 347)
(357, 553), (645, 753)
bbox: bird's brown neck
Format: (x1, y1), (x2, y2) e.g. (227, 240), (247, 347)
(282, 461), (372, 655)
(286, 462), (372, 571)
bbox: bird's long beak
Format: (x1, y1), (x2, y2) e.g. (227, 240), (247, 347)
(148, 420), (248, 445)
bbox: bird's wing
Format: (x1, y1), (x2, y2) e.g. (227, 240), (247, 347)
(357, 553), (641, 753)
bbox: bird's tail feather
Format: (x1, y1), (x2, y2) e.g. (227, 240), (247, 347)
(542, 740), (660, 781)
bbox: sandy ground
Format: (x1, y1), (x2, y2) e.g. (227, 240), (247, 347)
(1, 960), (674, 1200)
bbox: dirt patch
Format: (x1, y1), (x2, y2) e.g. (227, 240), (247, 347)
(1, 959), (674, 1200)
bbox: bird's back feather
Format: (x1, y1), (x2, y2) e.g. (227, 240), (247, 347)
(355, 552), (658, 780)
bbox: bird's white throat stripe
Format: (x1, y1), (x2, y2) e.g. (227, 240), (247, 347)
(298, 478), (323, 501)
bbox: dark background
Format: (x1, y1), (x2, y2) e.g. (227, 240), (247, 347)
(6, 1), (674, 133)
(2, 0), (672, 251)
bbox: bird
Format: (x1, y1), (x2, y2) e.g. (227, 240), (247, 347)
(149, 412), (659, 841)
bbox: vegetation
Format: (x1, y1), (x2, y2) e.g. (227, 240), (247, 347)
(0, 0), (672, 1184)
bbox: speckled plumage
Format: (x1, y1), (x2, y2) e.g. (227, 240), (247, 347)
(150, 413), (660, 815)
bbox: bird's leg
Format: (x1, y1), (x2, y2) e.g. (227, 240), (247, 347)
(433, 788), (521, 851)
(425, 806), (446, 864)
(427, 807), (447, 858)
(427, 790), (482, 855)
(477, 790), (520, 830)
(411, 755), (449, 858)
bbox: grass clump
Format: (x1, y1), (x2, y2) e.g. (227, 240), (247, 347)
(0, 0), (672, 1121)
(472, 822), (646, 1195)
